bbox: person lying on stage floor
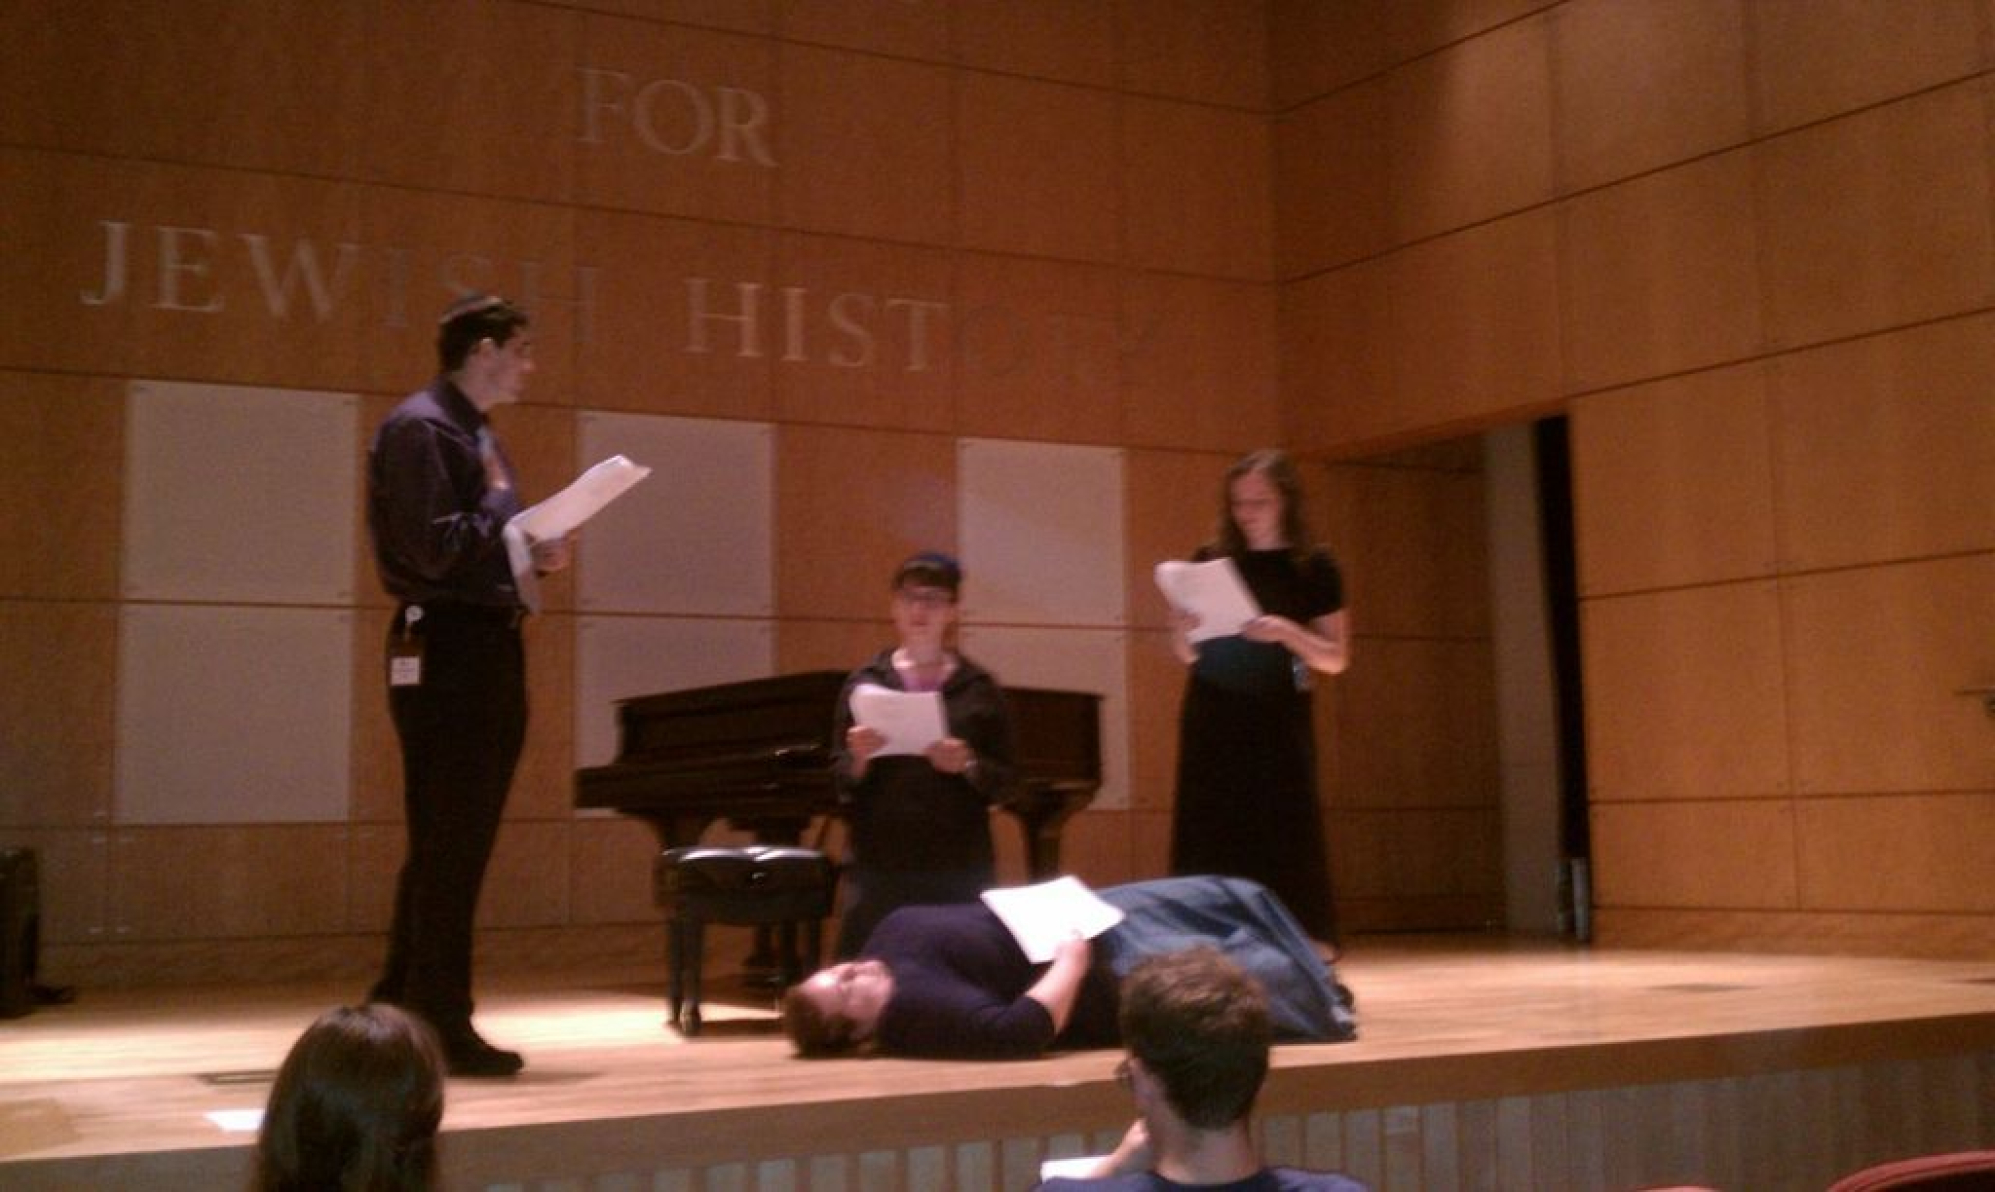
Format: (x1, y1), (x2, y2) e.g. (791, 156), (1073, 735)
(781, 875), (1355, 1059)
(1036, 947), (1368, 1192)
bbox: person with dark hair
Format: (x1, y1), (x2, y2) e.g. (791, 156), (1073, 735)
(1168, 449), (1349, 946)
(365, 293), (570, 1076)
(253, 1003), (446, 1192)
(1036, 949), (1368, 1192)
(783, 875), (1354, 1059)
(828, 550), (1017, 958)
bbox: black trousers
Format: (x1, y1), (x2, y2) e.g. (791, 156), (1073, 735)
(372, 604), (526, 1031)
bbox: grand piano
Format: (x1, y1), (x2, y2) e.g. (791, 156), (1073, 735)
(574, 670), (1103, 880)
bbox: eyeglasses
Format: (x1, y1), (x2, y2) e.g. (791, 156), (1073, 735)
(895, 587), (956, 608)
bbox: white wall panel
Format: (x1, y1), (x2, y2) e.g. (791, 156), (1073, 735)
(575, 413), (773, 615)
(122, 381), (357, 604)
(575, 615), (775, 769)
(959, 625), (1128, 810)
(114, 604), (352, 824)
(957, 439), (1125, 627)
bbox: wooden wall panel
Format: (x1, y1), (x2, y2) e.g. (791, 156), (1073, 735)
(569, 818), (658, 926)
(1386, 212), (1563, 434)
(584, 0), (774, 36)
(954, 257), (1124, 444)
(1781, 556), (1995, 796)
(1113, 0), (1270, 108)
(1125, 632), (1184, 811)
(0, 0), (366, 177)
(1387, 16), (1556, 244)
(1548, 0), (1750, 193)
(775, 617), (892, 676)
(573, 212), (773, 419)
(1335, 637), (1498, 808)
(1276, 80), (1391, 278)
(957, 74), (1120, 264)
(951, 1), (1117, 87)
(770, 234), (957, 432)
(1330, 464), (1489, 639)
(1120, 276), (1279, 452)
(1122, 100), (1273, 280)
(778, 0), (951, 61)
(1279, 260), (1394, 452)
(484, 822), (574, 929)
(109, 826), (350, 940)
(1389, 0), (1563, 63)
(512, 613), (580, 822)
(1590, 801), (1798, 909)
(776, 46), (954, 244)
(1758, 81), (1995, 350)
(0, 373), (122, 602)
(1568, 364), (1778, 595)
(358, 188), (583, 400)
(1581, 584), (1790, 801)
(1557, 150), (1765, 391)
(1749, 0), (1993, 135)
(774, 426), (958, 621)
(0, 603), (117, 828)
(1798, 794), (1995, 914)
(1768, 316), (1995, 571)
(1268, 0), (1397, 106)
(8, 829), (109, 946)
(574, 15), (778, 223)
(1122, 449), (1232, 630)
(362, 0), (580, 203)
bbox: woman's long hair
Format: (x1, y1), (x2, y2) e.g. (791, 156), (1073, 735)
(1209, 448), (1314, 562)
(253, 1004), (446, 1192)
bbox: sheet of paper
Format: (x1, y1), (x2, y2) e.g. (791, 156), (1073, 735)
(206, 1107), (264, 1133)
(849, 683), (947, 757)
(1154, 557), (1261, 642)
(511, 454), (651, 543)
(980, 875), (1126, 964)
(1040, 1155), (1109, 1181)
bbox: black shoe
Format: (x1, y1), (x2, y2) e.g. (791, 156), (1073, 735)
(439, 1027), (524, 1077)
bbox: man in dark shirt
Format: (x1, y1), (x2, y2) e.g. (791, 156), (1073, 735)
(365, 293), (569, 1077)
(1037, 949), (1369, 1192)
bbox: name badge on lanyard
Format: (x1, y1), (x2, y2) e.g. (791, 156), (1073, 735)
(390, 605), (425, 687)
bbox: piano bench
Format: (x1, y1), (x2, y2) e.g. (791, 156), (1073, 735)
(654, 845), (836, 1037)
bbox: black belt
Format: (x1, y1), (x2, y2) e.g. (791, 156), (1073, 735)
(400, 601), (524, 629)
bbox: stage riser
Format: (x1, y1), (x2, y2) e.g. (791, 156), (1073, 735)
(8, 1050), (1989, 1192)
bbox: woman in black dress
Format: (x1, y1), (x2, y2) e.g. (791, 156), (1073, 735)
(1168, 449), (1349, 944)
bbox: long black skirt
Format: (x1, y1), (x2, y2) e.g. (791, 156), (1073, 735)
(1169, 677), (1338, 943)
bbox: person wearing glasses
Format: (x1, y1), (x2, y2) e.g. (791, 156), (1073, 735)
(782, 874), (1354, 1059)
(829, 551), (1017, 958)
(1038, 948), (1368, 1192)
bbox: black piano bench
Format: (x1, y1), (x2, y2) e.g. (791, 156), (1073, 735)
(653, 845), (836, 1037)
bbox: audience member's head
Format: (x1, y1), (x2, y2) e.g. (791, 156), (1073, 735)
(782, 958), (895, 1057)
(254, 1003), (446, 1192)
(1119, 947), (1273, 1131)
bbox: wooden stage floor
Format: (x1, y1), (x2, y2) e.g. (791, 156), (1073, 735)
(3, 936), (1993, 1190)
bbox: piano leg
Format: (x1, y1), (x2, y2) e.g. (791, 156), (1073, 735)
(682, 917), (705, 1036)
(775, 921), (800, 989)
(665, 916), (686, 1030)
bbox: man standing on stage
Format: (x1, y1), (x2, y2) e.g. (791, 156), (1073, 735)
(365, 293), (569, 1077)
